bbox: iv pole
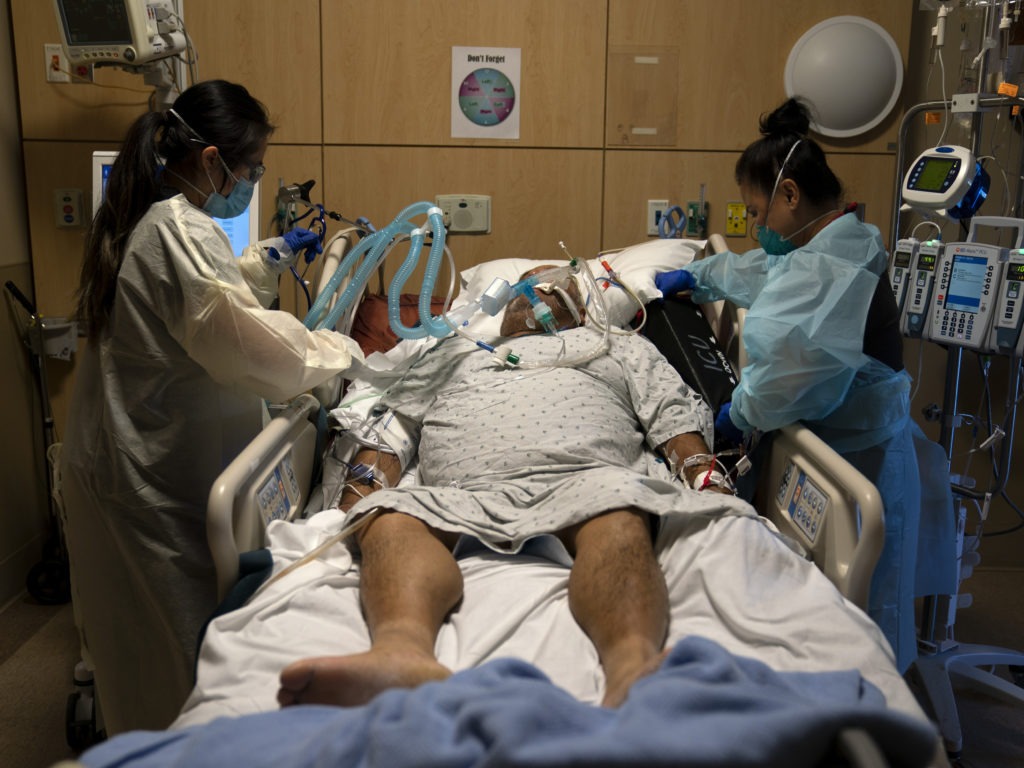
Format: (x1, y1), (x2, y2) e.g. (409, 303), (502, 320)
(891, 27), (1024, 757)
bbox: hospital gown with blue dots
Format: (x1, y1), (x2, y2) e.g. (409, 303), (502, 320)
(344, 329), (754, 551)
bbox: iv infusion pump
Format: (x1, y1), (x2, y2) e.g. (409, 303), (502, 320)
(889, 238), (919, 316)
(913, 217), (1024, 354)
(990, 251), (1024, 354)
(926, 242), (1005, 350)
(900, 240), (942, 339)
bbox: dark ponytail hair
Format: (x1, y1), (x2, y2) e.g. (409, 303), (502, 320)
(735, 97), (842, 206)
(74, 80), (274, 340)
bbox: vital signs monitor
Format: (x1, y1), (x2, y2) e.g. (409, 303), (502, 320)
(53, 0), (186, 67)
(902, 145), (989, 219)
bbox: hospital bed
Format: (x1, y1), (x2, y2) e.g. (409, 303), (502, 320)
(76, 238), (941, 768)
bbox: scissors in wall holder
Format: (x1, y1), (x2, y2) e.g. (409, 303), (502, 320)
(658, 205), (687, 239)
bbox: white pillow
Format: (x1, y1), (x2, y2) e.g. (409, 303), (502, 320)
(453, 238), (704, 338)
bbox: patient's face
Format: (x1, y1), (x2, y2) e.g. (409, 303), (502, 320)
(499, 265), (587, 337)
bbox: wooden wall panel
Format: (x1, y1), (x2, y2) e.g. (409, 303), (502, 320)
(323, 146), (604, 286)
(602, 149), (898, 252)
(607, 0), (911, 153)
(11, 2), (154, 141)
(22, 141), (98, 317)
(602, 150), (739, 249)
(322, 0), (608, 147)
(178, 0), (322, 144)
(11, 0), (320, 144)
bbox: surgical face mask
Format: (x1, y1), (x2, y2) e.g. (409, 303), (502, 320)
(168, 108), (261, 219)
(202, 156), (255, 219)
(756, 224), (796, 256)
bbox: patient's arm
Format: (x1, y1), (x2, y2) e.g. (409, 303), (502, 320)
(658, 432), (734, 495)
(337, 447), (404, 511)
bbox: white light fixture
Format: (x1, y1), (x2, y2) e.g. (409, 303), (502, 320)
(784, 16), (904, 139)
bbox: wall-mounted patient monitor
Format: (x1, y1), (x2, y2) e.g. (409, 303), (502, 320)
(53, 0), (186, 67)
(889, 238), (918, 316)
(902, 145), (989, 219)
(901, 240), (942, 339)
(91, 149), (261, 257)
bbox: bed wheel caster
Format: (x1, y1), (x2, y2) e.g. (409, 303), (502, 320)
(65, 663), (104, 752)
(65, 691), (102, 751)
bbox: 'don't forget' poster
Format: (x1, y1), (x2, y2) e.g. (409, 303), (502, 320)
(451, 46), (521, 139)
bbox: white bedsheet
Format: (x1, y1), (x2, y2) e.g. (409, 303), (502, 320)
(174, 505), (929, 730)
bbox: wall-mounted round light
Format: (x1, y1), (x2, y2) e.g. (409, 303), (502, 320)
(784, 16), (904, 138)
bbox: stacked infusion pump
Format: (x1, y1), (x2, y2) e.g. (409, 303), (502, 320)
(892, 217), (1024, 356)
(892, 146), (1024, 356)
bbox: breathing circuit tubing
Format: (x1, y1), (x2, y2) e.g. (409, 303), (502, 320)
(305, 202), (452, 338)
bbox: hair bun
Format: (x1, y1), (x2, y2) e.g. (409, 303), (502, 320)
(759, 98), (811, 139)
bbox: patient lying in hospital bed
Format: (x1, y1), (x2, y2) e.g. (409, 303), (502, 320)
(77, 239), (943, 768)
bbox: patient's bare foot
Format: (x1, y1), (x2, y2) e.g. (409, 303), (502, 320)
(601, 648), (669, 708)
(277, 648), (452, 708)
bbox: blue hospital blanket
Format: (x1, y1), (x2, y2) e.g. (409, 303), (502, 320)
(81, 636), (936, 768)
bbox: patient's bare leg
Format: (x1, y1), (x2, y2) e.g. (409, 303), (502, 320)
(277, 512), (461, 708)
(560, 509), (669, 707)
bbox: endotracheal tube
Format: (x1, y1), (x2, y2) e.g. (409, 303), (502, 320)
(485, 242), (614, 370)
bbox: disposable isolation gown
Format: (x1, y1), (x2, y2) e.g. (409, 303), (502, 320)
(61, 194), (363, 733)
(686, 213), (921, 672)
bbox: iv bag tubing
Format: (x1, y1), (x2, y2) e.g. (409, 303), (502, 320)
(388, 205), (451, 340)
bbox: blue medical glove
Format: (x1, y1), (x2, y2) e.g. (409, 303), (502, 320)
(283, 227), (323, 264)
(654, 268), (696, 296)
(715, 402), (744, 446)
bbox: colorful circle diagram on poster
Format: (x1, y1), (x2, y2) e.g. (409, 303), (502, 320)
(458, 68), (516, 126)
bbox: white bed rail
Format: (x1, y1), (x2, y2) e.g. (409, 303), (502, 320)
(757, 423), (884, 611)
(207, 394), (320, 602)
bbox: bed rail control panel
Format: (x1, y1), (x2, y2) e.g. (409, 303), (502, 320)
(256, 457), (304, 526)
(926, 241), (1006, 351)
(889, 238), (919, 316)
(900, 240), (942, 338)
(775, 461), (829, 545)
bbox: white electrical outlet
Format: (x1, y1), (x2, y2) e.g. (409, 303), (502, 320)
(45, 44), (70, 83)
(647, 199), (669, 236)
